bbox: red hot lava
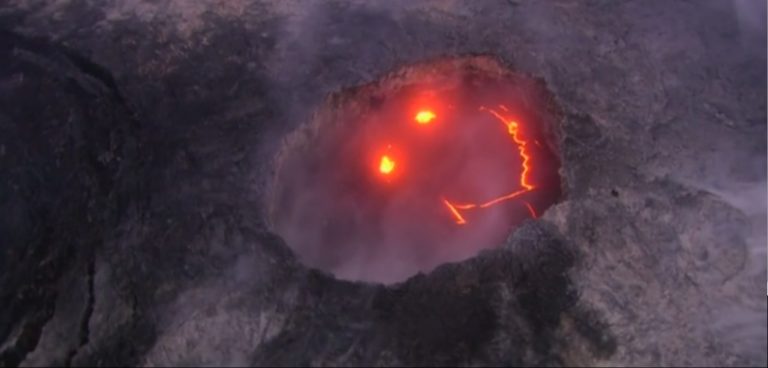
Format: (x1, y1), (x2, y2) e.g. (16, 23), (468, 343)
(376, 103), (541, 226)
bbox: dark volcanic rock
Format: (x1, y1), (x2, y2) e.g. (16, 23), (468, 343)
(0, 0), (765, 366)
(0, 29), (139, 366)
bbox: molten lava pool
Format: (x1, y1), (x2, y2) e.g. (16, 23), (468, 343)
(268, 56), (563, 283)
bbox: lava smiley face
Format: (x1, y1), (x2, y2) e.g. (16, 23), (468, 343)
(372, 99), (541, 228)
(269, 57), (563, 283)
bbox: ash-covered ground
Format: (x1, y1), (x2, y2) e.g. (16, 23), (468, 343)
(0, 0), (766, 366)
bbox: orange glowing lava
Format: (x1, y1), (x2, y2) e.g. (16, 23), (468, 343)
(379, 155), (396, 175)
(442, 105), (537, 224)
(415, 110), (436, 124)
(524, 201), (538, 218)
(442, 198), (468, 225)
(372, 104), (538, 225)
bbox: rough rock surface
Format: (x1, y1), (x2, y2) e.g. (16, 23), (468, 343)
(0, 0), (765, 366)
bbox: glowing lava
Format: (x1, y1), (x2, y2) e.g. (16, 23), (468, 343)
(442, 198), (467, 225)
(415, 110), (436, 125)
(379, 155), (396, 175)
(442, 105), (537, 225)
(374, 104), (539, 225)
(524, 201), (538, 218)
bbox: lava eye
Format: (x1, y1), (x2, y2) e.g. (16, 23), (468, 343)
(376, 144), (400, 180)
(379, 154), (396, 175)
(414, 110), (436, 125)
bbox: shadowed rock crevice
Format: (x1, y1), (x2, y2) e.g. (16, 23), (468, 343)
(64, 256), (95, 367)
